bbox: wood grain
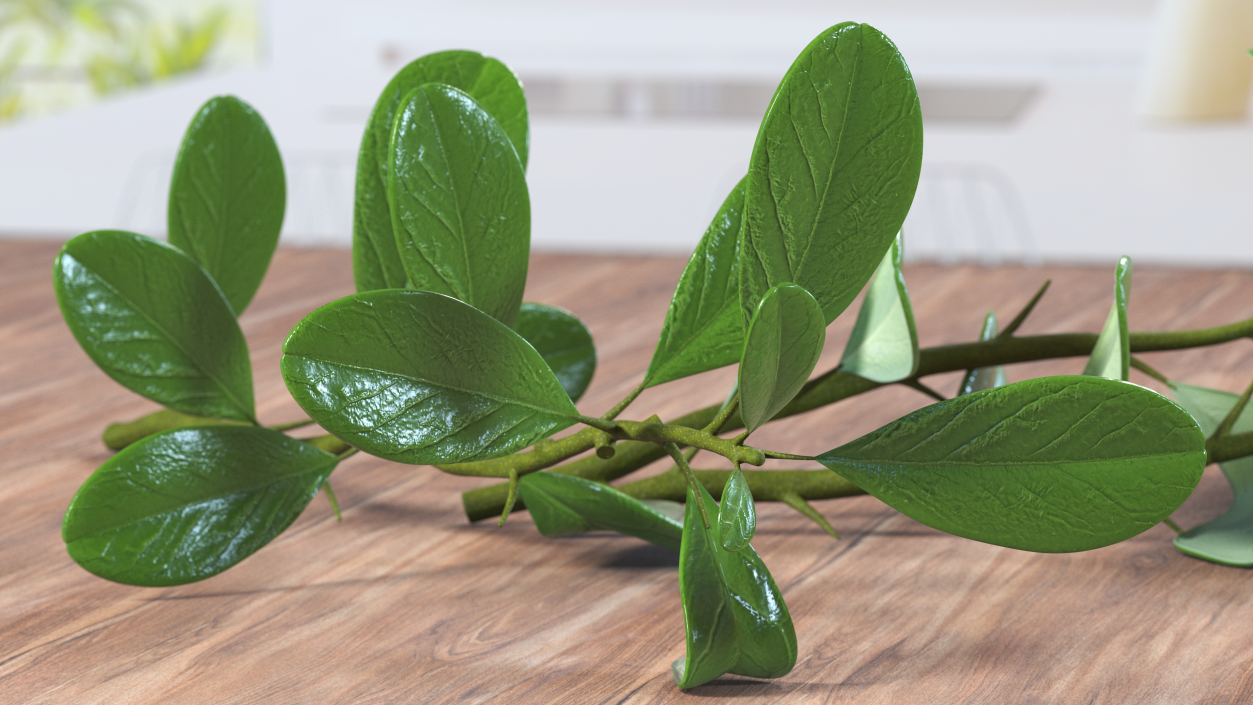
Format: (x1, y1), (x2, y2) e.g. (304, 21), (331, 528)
(3, 240), (1253, 703)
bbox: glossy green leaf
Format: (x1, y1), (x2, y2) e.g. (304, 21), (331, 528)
(817, 376), (1205, 552)
(1083, 256), (1132, 381)
(514, 303), (596, 402)
(388, 83), (530, 327)
(739, 283), (826, 434)
(353, 50), (528, 293)
(53, 231), (255, 422)
(518, 472), (681, 551)
(958, 311), (1008, 395)
(168, 95), (285, 315)
(718, 468), (756, 552)
(644, 177), (746, 388)
(281, 290), (579, 465)
(739, 22), (923, 326)
(673, 482), (797, 689)
(1169, 382), (1253, 566)
(63, 426), (338, 586)
(838, 233), (919, 383)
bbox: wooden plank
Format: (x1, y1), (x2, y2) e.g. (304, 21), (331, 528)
(2, 240), (1252, 703)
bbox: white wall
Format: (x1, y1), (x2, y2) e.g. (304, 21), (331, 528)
(2, 0), (1250, 265)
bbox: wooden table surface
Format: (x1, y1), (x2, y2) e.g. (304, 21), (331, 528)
(4, 240), (1253, 704)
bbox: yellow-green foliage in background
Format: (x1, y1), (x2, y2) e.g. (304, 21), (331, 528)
(0, 0), (258, 123)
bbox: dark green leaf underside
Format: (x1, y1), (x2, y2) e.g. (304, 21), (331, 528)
(514, 303), (596, 402)
(519, 473), (682, 551)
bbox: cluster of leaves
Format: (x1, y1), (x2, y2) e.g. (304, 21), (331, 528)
(50, 22), (1253, 690)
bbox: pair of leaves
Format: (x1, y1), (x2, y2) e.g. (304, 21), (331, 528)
(1169, 382), (1253, 566)
(1083, 256), (1132, 381)
(64, 426), (339, 586)
(818, 376), (1205, 552)
(646, 21), (924, 389)
(353, 50), (529, 297)
(53, 231), (256, 422)
(958, 312), (1007, 395)
(739, 22), (923, 327)
(281, 290), (580, 465)
(168, 95), (285, 316)
(839, 234), (919, 383)
(388, 83), (530, 327)
(674, 482), (796, 689)
(518, 472), (786, 689)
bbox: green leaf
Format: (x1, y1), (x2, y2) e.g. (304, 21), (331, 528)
(53, 231), (256, 422)
(719, 468), (756, 552)
(1169, 382), (1253, 566)
(739, 282), (826, 434)
(280, 290), (579, 465)
(63, 426), (338, 586)
(739, 22), (923, 326)
(673, 482), (797, 689)
(518, 472), (681, 551)
(353, 50), (528, 293)
(817, 376), (1205, 552)
(1083, 256), (1132, 381)
(388, 83), (530, 327)
(838, 233), (919, 383)
(167, 95), (285, 316)
(958, 311), (1007, 395)
(644, 177), (746, 388)
(514, 302), (596, 402)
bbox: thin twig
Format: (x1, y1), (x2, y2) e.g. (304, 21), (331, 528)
(1214, 376), (1253, 440)
(998, 279), (1051, 338)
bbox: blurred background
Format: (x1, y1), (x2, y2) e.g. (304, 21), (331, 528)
(0, 0), (1251, 265)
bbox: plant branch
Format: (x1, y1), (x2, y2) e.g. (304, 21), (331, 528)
(460, 315), (1253, 521)
(618, 468), (866, 504)
(1208, 429), (1253, 464)
(612, 417), (765, 467)
(102, 409), (248, 450)
(1130, 356), (1170, 385)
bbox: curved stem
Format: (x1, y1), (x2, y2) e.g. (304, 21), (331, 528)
(665, 443), (710, 528)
